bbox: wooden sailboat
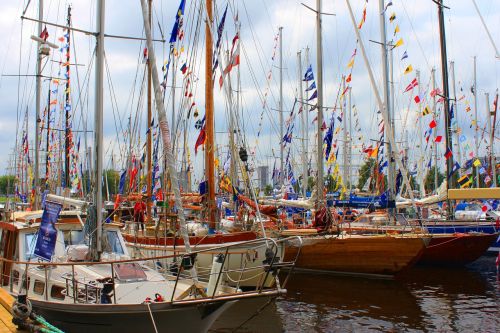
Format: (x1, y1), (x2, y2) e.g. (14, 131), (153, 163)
(278, 0), (426, 277)
(121, 0), (289, 288)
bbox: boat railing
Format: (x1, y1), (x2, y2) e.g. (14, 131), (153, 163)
(1, 236), (302, 306)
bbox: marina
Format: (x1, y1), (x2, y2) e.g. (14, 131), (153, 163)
(0, 0), (499, 332)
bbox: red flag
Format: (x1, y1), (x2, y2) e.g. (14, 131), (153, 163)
(414, 95), (421, 104)
(194, 126), (206, 154)
(444, 147), (452, 160)
(429, 119), (437, 129)
(40, 26), (49, 41)
(434, 135), (443, 143)
(430, 88), (440, 98)
(346, 74), (352, 83)
(404, 78), (418, 93)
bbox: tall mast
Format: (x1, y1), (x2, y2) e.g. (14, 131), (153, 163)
(226, 50), (237, 213)
(298, 51), (306, 197)
(45, 88), (51, 185)
(378, 0), (393, 214)
(279, 26), (284, 187)
(342, 76), (348, 191)
(34, 0), (43, 209)
(492, 93), (499, 187)
(315, 0), (324, 205)
(416, 69), (425, 196)
(146, 0), (152, 223)
(205, 0), (216, 228)
(348, 86), (353, 192)
(431, 68), (438, 192)
(64, 6), (72, 190)
(437, 0), (454, 193)
(450, 61), (461, 166)
(305, 47), (310, 188)
(94, 0), (105, 259)
(473, 56), (480, 187)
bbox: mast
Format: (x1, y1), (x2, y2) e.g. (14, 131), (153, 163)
(94, 0), (105, 259)
(378, 0), (394, 216)
(492, 93), (499, 187)
(450, 61), (461, 166)
(226, 50), (237, 213)
(342, 76), (348, 191)
(348, 86), (353, 192)
(437, 0), (454, 218)
(416, 69), (425, 196)
(146, 0), (152, 223)
(279, 26), (284, 187)
(298, 51), (306, 197)
(473, 56), (480, 188)
(64, 6), (72, 190)
(431, 68), (438, 192)
(485, 92), (496, 187)
(45, 88), (51, 185)
(315, 0), (324, 205)
(34, 0), (43, 210)
(205, 0), (216, 229)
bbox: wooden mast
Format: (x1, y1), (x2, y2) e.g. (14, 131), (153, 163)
(205, 0), (216, 229)
(146, 0), (152, 223)
(64, 6), (72, 190)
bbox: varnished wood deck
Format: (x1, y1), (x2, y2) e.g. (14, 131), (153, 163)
(0, 289), (19, 332)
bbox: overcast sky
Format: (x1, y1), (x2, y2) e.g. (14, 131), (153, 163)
(0, 0), (498, 189)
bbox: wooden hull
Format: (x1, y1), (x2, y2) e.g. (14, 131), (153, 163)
(283, 234), (425, 276)
(419, 233), (499, 265)
(122, 231), (257, 246)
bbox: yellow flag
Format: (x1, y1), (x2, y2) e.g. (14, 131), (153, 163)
(473, 158), (482, 167)
(423, 105), (431, 115)
(404, 65), (413, 74)
(389, 13), (396, 22)
(214, 158), (220, 168)
(347, 58), (355, 68)
(393, 25), (400, 35)
(393, 38), (404, 48)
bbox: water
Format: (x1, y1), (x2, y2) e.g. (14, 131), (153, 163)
(212, 255), (500, 332)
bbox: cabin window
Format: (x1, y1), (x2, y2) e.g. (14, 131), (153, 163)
(50, 285), (65, 300)
(33, 280), (45, 295)
(24, 233), (38, 261)
(63, 230), (84, 246)
(12, 270), (19, 286)
(103, 231), (124, 255)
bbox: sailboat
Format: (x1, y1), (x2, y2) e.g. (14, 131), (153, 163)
(0, 1), (299, 332)
(122, 0), (290, 288)
(330, 0), (499, 266)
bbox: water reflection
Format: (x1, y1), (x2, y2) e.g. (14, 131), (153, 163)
(212, 256), (499, 332)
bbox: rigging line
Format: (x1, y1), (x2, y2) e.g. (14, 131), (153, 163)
(399, 0), (432, 73)
(103, 52), (127, 156)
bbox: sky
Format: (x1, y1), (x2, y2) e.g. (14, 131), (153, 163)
(0, 0), (498, 190)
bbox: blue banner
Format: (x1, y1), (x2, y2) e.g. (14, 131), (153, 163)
(34, 201), (62, 261)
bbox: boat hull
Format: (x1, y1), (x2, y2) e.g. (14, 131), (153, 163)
(283, 235), (425, 276)
(424, 221), (500, 251)
(419, 233), (499, 265)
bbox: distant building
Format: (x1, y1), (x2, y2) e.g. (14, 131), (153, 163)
(257, 165), (269, 189)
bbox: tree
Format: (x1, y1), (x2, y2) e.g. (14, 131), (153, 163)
(424, 166), (445, 193)
(0, 175), (17, 195)
(103, 170), (120, 197)
(264, 184), (273, 196)
(325, 174), (337, 192)
(357, 158), (376, 190)
(307, 176), (315, 192)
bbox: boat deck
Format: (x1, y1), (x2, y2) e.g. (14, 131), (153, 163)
(0, 289), (19, 332)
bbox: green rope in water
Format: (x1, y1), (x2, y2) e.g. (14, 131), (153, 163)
(34, 314), (65, 333)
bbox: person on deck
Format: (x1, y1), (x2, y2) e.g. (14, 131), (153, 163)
(133, 197), (147, 234)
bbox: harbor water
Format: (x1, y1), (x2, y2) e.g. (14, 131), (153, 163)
(212, 255), (500, 332)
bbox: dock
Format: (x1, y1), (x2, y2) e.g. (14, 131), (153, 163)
(0, 289), (18, 332)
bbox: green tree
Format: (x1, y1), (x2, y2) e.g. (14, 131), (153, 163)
(307, 176), (315, 192)
(0, 175), (17, 195)
(264, 184), (273, 195)
(424, 166), (445, 193)
(103, 169), (120, 197)
(357, 158), (376, 190)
